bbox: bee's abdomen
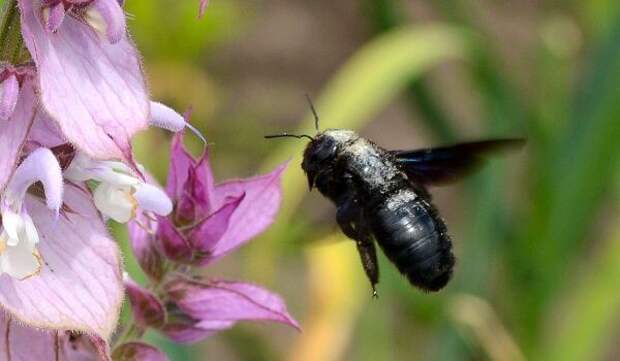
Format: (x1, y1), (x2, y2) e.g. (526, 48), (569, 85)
(370, 191), (455, 291)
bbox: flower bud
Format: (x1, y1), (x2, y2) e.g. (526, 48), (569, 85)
(125, 276), (166, 329)
(112, 342), (169, 361)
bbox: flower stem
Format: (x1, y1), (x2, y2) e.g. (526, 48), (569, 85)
(0, 0), (28, 64)
(115, 322), (146, 345)
(113, 261), (179, 349)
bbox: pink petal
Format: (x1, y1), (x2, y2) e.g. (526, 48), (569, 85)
(125, 277), (166, 328)
(19, 0), (149, 162)
(0, 313), (111, 361)
(27, 105), (67, 148)
(189, 192), (244, 259)
(0, 74), (19, 121)
(0, 313), (57, 361)
(127, 213), (165, 281)
(0, 80), (35, 193)
(156, 217), (192, 262)
(162, 320), (234, 344)
(86, 0), (126, 44)
(166, 277), (300, 330)
(207, 162), (288, 262)
(166, 133), (195, 200)
(0, 184), (123, 338)
(174, 158), (212, 223)
(166, 133), (214, 205)
(198, 0), (208, 18)
(43, 2), (66, 33)
(112, 342), (168, 361)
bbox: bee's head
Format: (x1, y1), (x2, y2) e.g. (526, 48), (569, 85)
(264, 96), (358, 189)
(301, 129), (357, 189)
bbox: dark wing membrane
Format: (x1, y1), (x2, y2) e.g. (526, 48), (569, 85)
(391, 138), (525, 185)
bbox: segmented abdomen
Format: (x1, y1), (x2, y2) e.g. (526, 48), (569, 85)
(370, 190), (455, 291)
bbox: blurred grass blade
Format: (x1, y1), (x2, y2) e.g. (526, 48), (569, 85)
(450, 294), (526, 361)
(537, 219), (620, 361)
(514, 13), (620, 342)
(288, 236), (367, 361)
(262, 24), (466, 218)
(364, 0), (458, 141)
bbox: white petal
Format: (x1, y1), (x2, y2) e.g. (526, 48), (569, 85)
(64, 153), (97, 182)
(2, 210), (22, 245)
(0, 243), (41, 280)
(21, 212), (40, 247)
(95, 167), (140, 187)
(150, 101), (185, 132)
(134, 183), (173, 216)
(149, 102), (206, 143)
(93, 183), (136, 223)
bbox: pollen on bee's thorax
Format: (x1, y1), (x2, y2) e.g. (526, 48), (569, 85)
(324, 129), (358, 143)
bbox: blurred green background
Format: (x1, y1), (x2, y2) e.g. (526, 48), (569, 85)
(121, 1), (620, 360)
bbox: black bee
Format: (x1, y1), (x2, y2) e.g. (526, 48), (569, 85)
(266, 100), (523, 295)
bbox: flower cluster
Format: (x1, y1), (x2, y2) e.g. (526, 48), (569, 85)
(0, 1), (296, 360)
(124, 132), (298, 346)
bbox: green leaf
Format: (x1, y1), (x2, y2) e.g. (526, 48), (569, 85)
(537, 219), (620, 361)
(513, 12), (620, 348)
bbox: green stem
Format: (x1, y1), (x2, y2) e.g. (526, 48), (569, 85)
(115, 322), (146, 345)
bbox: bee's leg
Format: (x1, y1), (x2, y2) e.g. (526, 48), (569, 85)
(355, 240), (380, 299)
(336, 197), (380, 298)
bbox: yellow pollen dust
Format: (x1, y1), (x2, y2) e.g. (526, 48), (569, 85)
(20, 249), (44, 281)
(127, 188), (139, 221)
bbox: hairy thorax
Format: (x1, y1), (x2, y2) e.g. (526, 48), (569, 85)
(341, 138), (401, 194)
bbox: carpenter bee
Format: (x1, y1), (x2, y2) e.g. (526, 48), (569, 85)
(266, 99), (523, 296)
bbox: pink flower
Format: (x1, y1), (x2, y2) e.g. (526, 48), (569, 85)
(0, 0), (296, 357)
(160, 132), (287, 265)
(0, 84), (182, 359)
(18, 0), (149, 163)
(126, 132), (298, 343)
(0, 63), (125, 358)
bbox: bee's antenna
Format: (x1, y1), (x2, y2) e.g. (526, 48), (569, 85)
(305, 94), (320, 132)
(264, 132), (314, 141)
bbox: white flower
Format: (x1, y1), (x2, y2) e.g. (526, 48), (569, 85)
(0, 148), (63, 279)
(64, 153), (172, 223)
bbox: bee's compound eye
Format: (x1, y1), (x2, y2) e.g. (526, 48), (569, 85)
(312, 138), (338, 162)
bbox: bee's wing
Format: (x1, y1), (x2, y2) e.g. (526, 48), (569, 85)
(390, 138), (525, 185)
